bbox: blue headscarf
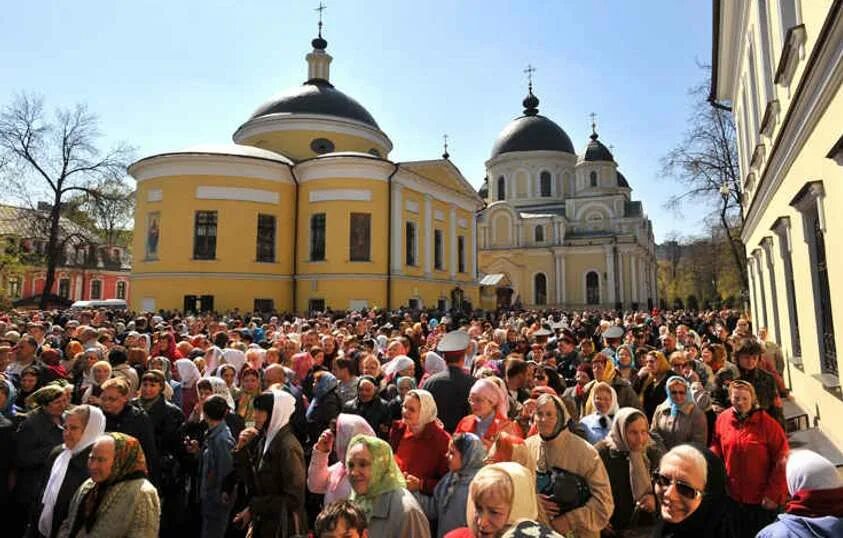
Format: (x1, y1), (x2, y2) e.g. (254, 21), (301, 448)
(612, 344), (635, 370)
(441, 432), (487, 505)
(1, 379), (16, 417)
(665, 375), (694, 417)
(306, 373), (339, 421)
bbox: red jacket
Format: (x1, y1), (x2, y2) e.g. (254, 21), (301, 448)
(454, 414), (522, 449)
(389, 419), (450, 495)
(710, 408), (788, 505)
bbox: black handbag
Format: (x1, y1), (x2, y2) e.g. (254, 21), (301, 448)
(535, 466), (592, 514)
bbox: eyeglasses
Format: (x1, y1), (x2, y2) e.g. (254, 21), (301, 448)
(671, 363), (687, 368)
(653, 472), (702, 500)
(669, 390), (687, 396)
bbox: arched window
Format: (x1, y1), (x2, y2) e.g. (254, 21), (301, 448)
(589, 171), (598, 187)
(497, 176), (506, 201)
(586, 271), (600, 304)
(534, 273), (547, 305)
(534, 225), (544, 243)
(540, 171), (552, 197)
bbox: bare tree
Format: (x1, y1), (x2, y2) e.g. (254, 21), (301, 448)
(81, 179), (135, 246)
(0, 94), (134, 309)
(662, 68), (747, 294)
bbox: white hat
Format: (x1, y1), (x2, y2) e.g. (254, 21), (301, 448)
(604, 326), (624, 340)
(437, 330), (471, 352)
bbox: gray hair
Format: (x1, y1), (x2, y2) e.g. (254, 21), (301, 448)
(661, 444), (707, 486)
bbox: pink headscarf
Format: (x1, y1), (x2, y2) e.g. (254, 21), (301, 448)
(470, 378), (508, 419)
(292, 352), (313, 384)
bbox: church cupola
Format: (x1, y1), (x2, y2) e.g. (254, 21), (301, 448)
(583, 116), (615, 163)
(306, 8), (332, 83)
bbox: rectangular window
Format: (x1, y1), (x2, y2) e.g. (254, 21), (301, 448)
(405, 222), (417, 266)
(308, 298), (325, 314)
(458, 235), (466, 273)
(434, 229), (444, 270)
(116, 281), (126, 300)
(349, 213), (371, 261)
(254, 298), (274, 312)
(256, 214), (276, 262)
(193, 211), (218, 260)
(184, 295), (214, 313)
(8, 277), (21, 298)
(310, 213), (326, 261)
(58, 278), (70, 299)
(408, 298), (420, 310)
(90, 280), (102, 300)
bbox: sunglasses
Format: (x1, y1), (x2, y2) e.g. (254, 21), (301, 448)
(653, 472), (702, 500)
(669, 390), (687, 396)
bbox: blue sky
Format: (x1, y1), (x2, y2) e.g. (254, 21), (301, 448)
(0, 1), (713, 243)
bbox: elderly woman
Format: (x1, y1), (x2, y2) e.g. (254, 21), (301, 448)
(387, 376), (416, 421)
(81, 361), (112, 406)
(345, 434), (431, 537)
(455, 378), (521, 451)
(60, 433), (160, 537)
(174, 358), (201, 417)
(650, 376), (707, 449)
(420, 350), (447, 387)
(579, 381), (618, 444)
(445, 461), (554, 538)
(306, 371), (342, 445)
(343, 375), (392, 439)
(389, 389), (450, 495)
(526, 393), (613, 538)
(417, 432), (487, 538)
(634, 350), (671, 421)
(308, 413), (376, 504)
(652, 444), (734, 538)
(594, 407), (663, 535)
(583, 353), (640, 414)
(148, 356), (180, 406)
(31, 405), (106, 538)
(710, 379), (788, 536)
(232, 390), (306, 537)
(235, 366), (262, 428)
(757, 450), (843, 538)
(613, 344), (638, 381)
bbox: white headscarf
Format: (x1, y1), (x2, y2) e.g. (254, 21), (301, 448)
(382, 355), (414, 378)
(222, 349), (246, 377)
(786, 449), (842, 495)
(175, 358), (201, 389)
(264, 389), (296, 455)
(38, 405), (106, 536)
(407, 389), (438, 428)
(207, 376), (235, 410)
(204, 346), (223, 376)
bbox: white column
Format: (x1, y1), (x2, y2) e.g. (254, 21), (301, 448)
(391, 183), (403, 274)
(630, 253), (639, 303)
(618, 251), (625, 305)
(605, 246), (616, 304)
(557, 254), (566, 304)
(471, 214), (478, 279)
(449, 206), (458, 278)
(423, 194), (433, 276)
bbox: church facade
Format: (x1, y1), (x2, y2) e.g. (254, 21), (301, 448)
(477, 90), (658, 310)
(129, 32), (482, 314)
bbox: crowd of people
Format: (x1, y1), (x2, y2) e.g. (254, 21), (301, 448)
(0, 305), (841, 538)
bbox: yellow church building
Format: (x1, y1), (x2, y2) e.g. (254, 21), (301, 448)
(476, 86), (658, 310)
(129, 30), (483, 313)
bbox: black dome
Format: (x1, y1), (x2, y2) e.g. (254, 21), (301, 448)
(251, 80), (379, 128)
(478, 177), (489, 198)
(617, 170), (629, 188)
(584, 133), (615, 162)
(490, 115), (575, 158)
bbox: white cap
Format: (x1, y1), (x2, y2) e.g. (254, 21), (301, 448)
(437, 330), (471, 352)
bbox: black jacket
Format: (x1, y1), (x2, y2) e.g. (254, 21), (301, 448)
(27, 445), (93, 538)
(595, 440), (663, 531)
(105, 404), (160, 485)
(424, 365), (476, 432)
(132, 396), (185, 492)
(14, 409), (63, 508)
(343, 396), (392, 439)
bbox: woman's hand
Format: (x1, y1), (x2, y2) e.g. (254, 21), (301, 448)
(233, 507), (251, 529)
(538, 493), (560, 518)
(637, 493), (656, 513)
(236, 427), (259, 450)
(404, 473), (421, 492)
(315, 429), (334, 454)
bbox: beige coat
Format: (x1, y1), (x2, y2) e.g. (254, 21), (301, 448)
(526, 430), (614, 538)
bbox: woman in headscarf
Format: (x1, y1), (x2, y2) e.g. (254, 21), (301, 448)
(387, 375), (416, 421)
(455, 378), (522, 451)
(526, 393), (614, 538)
(382, 355), (415, 383)
(594, 407), (663, 535)
(221, 348), (246, 377)
(579, 381), (619, 444)
(710, 380), (788, 536)
(583, 354), (640, 415)
(174, 358), (201, 418)
(236, 366), (262, 429)
(651, 444), (735, 538)
(634, 350), (672, 421)
(148, 356), (179, 406)
(39, 348), (68, 384)
(61, 432), (160, 537)
(31, 405), (106, 538)
(306, 371), (342, 446)
(613, 344), (638, 381)
(80, 361), (111, 407)
(1, 376), (17, 418)
(343, 375), (392, 439)
(307, 413), (376, 504)
(389, 388), (450, 495)
(757, 449), (843, 538)
(650, 376), (707, 450)
(445, 461), (554, 538)
(217, 363), (240, 403)
(345, 434), (431, 537)
(417, 433), (487, 538)
(232, 390), (306, 537)
(420, 350), (447, 387)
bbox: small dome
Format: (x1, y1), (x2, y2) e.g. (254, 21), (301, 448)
(251, 80), (379, 129)
(617, 170), (629, 188)
(478, 177), (489, 199)
(584, 132), (615, 162)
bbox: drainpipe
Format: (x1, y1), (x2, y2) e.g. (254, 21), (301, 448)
(386, 162), (401, 311)
(290, 165), (300, 315)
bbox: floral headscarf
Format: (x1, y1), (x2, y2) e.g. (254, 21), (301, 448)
(207, 376), (235, 410)
(346, 434), (406, 516)
(26, 384), (65, 410)
(77, 432), (148, 534)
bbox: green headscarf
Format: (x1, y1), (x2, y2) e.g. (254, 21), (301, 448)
(346, 434), (406, 516)
(25, 384), (65, 410)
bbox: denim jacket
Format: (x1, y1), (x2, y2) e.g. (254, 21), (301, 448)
(201, 421), (235, 500)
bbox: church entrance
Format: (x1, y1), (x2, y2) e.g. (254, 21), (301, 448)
(450, 287), (465, 311)
(586, 271), (600, 305)
(496, 287), (513, 309)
